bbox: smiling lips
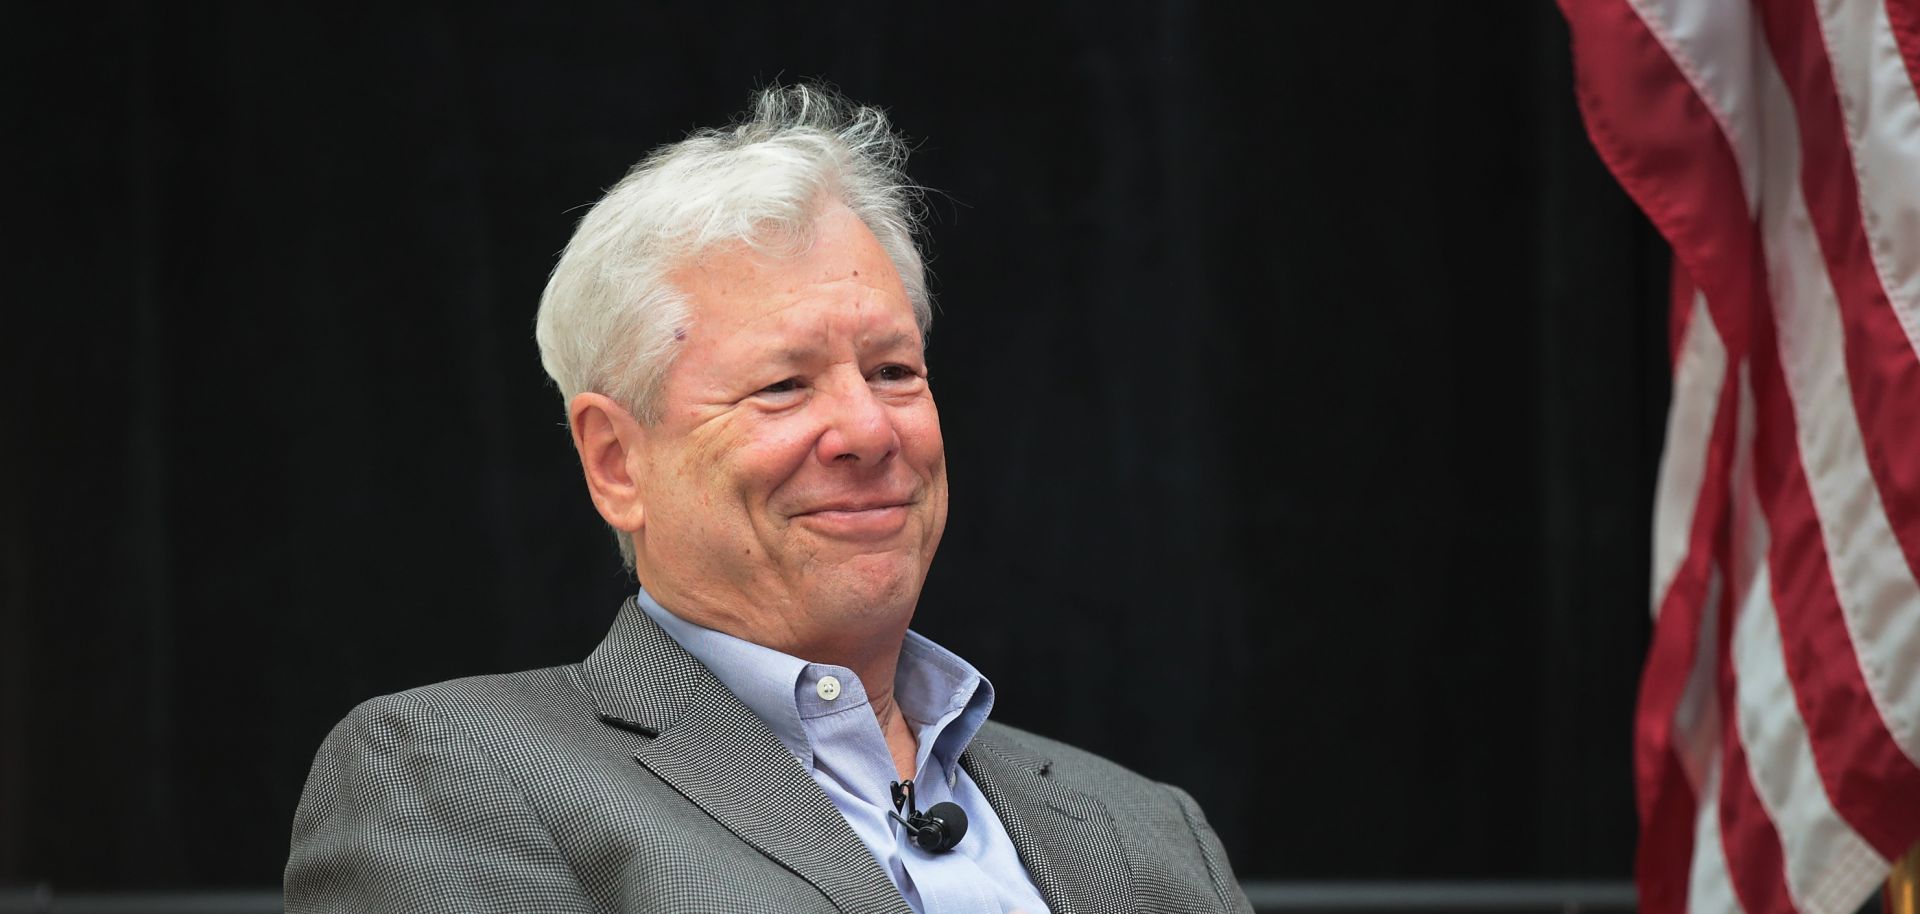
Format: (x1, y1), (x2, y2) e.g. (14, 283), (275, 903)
(791, 498), (915, 540)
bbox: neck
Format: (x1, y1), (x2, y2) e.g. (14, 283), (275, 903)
(868, 677), (920, 781)
(821, 639), (918, 779)
(816, 633), (920, 780)
(637, 580), (921, 777)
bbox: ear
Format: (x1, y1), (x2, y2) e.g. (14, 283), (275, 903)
(569, 392), (649, 536)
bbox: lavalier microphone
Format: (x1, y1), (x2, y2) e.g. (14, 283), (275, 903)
(888, 779), (968, 853)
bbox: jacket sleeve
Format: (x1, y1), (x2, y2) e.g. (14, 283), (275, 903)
(284, 693), (596, 914)
(1166, 784), (1255, 914)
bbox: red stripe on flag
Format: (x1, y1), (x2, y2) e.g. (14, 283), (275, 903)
(1718, 736), (1795, 914)
(1885, 0), (1920, 109)
(1558, 0), (1766, 905)
(1717, 588), (1797, 914)
(1757, 0), (1920, 591)
(1558, 0), (1755, 356)
(1635, 747), (1698, 914)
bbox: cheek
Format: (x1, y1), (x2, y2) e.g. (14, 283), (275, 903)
(897, 403), (946, 473)
(903, 404), (949, 555)
(691, 417), (817, 506)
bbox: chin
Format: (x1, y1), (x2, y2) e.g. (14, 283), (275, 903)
(808, 553), (925, 619)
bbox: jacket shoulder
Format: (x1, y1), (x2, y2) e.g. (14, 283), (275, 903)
(288, 665), (601, 913)
(315, 663), (601, 761)
(351, 661), (582, 713)
(974, 720), (1162, 791)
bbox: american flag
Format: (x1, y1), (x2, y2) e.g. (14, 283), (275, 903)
(1558, 0), (1920, 911)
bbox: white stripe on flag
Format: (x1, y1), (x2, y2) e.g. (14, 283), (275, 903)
(1729, 539), (1888, 913)
(1673, 560), (1724, 793)
(1652, 291), (1726, 618)
(1812, 0), (1920, 354)
(1688, 755), (1750, 914)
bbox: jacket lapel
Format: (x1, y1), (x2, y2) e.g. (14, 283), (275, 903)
(963, 728), (1135, 914)
(572, 598), (913, 914)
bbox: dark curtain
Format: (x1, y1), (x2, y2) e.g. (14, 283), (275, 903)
(2, 0), (1669, 888)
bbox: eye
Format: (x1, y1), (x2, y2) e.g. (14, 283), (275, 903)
(872, 364), (917, 383)
(758, 377), (803, 395)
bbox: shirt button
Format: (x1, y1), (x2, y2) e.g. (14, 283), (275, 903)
(816, 676), (842, 701)
(948, 769), (959, 787)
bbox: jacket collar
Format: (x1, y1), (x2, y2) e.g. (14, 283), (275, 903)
(571, 597), (914, 914)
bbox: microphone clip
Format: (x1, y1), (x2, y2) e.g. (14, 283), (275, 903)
(887, 778), (968, 853)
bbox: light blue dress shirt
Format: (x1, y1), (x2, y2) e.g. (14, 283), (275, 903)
(636, 589), (1051, 914)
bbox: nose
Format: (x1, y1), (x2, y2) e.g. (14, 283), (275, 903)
(814, 375), (899, 467)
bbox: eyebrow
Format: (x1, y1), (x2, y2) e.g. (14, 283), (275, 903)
(766, 330), (920, 366)
(862, 330), (919, 353)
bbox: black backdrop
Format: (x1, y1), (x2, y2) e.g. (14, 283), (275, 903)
(3, 0), (1671, 890)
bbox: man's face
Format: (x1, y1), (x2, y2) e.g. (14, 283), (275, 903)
(627, 203), (947, 660)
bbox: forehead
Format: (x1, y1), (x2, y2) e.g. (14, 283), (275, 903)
(669, 205), (919, 346)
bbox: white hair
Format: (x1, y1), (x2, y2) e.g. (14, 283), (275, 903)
(534, 83), (931, 568)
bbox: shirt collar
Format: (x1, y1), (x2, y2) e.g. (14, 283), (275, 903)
(633, 587), (995, 774)
(896, 629), (996, 774)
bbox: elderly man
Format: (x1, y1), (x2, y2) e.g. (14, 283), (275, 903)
(286, 84), (1252, 914)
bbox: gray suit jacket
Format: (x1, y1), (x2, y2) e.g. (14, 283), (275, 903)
(286, 598), (1253, 913)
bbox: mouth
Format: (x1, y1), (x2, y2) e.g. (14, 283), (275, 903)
(790, 499), (915, 540)
(797, 497), (913, 514)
